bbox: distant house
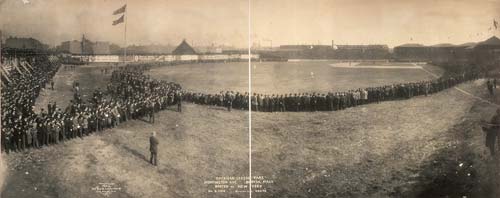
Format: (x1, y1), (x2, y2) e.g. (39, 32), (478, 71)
(172, 39), (197, 55)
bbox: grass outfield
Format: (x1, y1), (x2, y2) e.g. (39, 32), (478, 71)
(147, 62), (249, 94)
(147, 61), (444, 94)
(2, 63), (499, 197)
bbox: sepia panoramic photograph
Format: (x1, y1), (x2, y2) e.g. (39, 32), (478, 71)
(1, 0), (500, 197)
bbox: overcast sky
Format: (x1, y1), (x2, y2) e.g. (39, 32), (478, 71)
(1, 0), (499, 48)
(0, 0), (248, 47)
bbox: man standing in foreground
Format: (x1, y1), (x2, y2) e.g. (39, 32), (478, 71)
(484, 108), (500, 156)
(176, 91), (183, 112)
(150, 131), (159, 166)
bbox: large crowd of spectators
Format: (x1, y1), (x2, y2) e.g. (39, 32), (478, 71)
(1, 60), (182, 153)
(181, 72), (481, 112)
(1, 55), (60, 152)
(0, 56), (485, 152)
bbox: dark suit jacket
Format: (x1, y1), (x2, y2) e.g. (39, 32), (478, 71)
(150, 136), (159, 153)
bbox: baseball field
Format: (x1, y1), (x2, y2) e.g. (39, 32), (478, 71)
(147, 61), (443, 94)
(1, 61), (499, 198)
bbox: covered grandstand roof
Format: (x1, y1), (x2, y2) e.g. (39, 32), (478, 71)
(476, 36), (500, 46)
(457, 42), (476, 47)
(431, 43), (455, 47)
(396, 43), (426, 48)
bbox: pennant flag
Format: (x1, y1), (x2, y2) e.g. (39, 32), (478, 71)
(494, 19), (498, 30)
(113, 4), (126, 15)
(113, 15), (125, 26)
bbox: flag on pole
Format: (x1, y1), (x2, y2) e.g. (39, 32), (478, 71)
(113, 15), (125, 26)
(494, 19), (498, 30)
(113, 4), (126, 15)
(113, 4), (128, 62)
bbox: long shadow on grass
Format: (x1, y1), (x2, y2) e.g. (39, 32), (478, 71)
(122, 145), (148, 163)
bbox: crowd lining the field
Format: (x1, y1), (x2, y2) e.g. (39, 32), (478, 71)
(0, 55), (486, 152)
(183, 72), (482, 112)
(1, 59), (182, 153)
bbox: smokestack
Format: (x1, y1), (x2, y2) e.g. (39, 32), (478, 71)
(331, 40), (334, 49)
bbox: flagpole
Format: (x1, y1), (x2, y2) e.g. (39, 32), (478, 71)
(124, 4), (127, 64)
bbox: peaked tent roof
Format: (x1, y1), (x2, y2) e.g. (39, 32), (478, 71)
(172, 39), (197, 55)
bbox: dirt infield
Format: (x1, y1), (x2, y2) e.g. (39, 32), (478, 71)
(330, 62), (423, 69)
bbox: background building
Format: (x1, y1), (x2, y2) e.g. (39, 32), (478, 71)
(470, 36), (500, 68)
(57, 35), (110, 55)
(257, 43), (390, 60)
(393, 36), (500, 68)
(393, 44), (431, 61)
(59, 40), (82, 54)
(4, 37), (48, 51)
(92, 41), (110, 55)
